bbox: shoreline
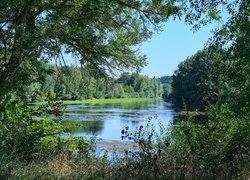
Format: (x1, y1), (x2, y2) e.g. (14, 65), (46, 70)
(32, 97), (160, 105)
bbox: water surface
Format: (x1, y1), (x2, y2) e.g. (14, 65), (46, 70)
(63, 99), (174, 141)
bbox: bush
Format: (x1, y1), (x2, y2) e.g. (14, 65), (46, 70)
(112, 105), (250, 179)
(168, 104), (250, 179)
(0, 94), (64, 161)
(1, 94), (249, 179)
(0, 94), (104, 178)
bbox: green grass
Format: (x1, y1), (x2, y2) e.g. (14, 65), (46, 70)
(34, 98), (157, 105)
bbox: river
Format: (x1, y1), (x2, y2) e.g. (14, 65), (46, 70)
(62, 99), (176, 142)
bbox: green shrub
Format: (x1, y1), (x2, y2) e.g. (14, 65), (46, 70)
(113, 105), (250, 179)
(1, 94), (248, 179)
(0, 95), (93, 162)
(167, 104), (250, 179)
(0, 94), (100, 178)
(0, 94), (65, 161)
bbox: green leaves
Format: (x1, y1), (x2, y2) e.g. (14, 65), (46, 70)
(206, 9), (222, 21)
(0, 94), (64, 160)
(169, 47), (227, 110)
(0, 0), (177, 97)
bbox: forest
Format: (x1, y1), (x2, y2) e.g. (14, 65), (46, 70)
(0, 0), (249, 179)
(17, 63), (165, 102)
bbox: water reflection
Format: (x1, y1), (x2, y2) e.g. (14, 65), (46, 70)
(171, 108), (208, 124)
(63, 120), (104, 135)
(63, 100), (174, 141)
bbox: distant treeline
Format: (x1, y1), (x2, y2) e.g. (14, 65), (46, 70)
(166, 45), (249, 114)
(18, 63), (171, 102)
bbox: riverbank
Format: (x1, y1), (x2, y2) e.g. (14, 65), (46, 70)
(1, 96), (249, 179)
(33, 97), (157, 105)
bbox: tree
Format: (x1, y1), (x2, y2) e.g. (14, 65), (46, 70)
(169, 47), (227, 110)
(0, 0), (178, 98)
(167, 0), (249, 112)
(114, 84), (126, 98)
(209, 0), (250, 114)
(160, 76), (172, 101)
(159, 76), (172, 84)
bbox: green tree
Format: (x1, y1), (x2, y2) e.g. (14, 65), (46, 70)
(114, 84), (126, 98)
(160, 76), (172, 100)
(170, 47), (227, 110)
(0, 0), (177, 98)
(170, 0), (249, 113)
(210, 0), (250, 114)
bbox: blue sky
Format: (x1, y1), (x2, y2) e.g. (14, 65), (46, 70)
(139, 18), (220, 78)
(63, 17), (225, 78)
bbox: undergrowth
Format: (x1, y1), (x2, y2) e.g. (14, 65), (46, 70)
(0, 94), (249, 179)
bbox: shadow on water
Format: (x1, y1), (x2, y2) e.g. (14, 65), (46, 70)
(60, 100), (209, 154)
(172, 108), (208, 124)
(63, 120), (104, 136)
(62, 100), (177, 141)
(84, 102), (152, 110)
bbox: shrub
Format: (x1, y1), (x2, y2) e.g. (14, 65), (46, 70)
(113, 105), (250, 179)
(0, 95), (96, 163)
(0, 94), (65, 161)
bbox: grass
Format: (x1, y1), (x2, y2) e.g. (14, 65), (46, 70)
(34, 98), (156, 105)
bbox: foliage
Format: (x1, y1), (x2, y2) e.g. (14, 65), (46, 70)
(0, 0), (178, 98)
(178, 0), (241, 30)
(167, 105), (250, 179)
(36, 98), (154, 106)
(160, 76), (172, 101)
(0, 152), (110, 179)
(1, 99), (249, 179)
(116, 73), (163, 99)
(0, 94), (63, 161)
(25, 65), (164, 102)
(113, 106), (250, 179)
(209, 0), (250, 114)
(0, 0), (249, 179)
(116, 122), (170, 179)
(0, 94), (96, 166)
(169, 47), (227, 110)
(168, 0), (249, 112)
(0, 94), (109, 179)
(0, 0), (239, 98)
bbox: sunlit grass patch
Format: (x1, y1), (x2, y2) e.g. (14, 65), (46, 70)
(34, 98), (156, 105)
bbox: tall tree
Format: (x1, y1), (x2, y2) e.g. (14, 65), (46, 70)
(210, 0), (250, 114)
(168, 0), (249, 112)
(0, 0), (178, 97)
(170, 48), (227, 110)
